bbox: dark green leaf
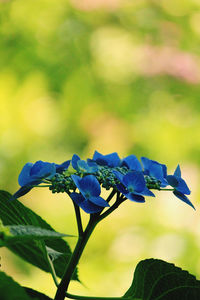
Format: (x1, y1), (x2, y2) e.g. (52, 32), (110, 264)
(0, 223), (72, 247)
(0, 271), (33, 300)
(0, 190), (78, 280)
(23, 287), (53, 300)
(123, 259), (200, 300)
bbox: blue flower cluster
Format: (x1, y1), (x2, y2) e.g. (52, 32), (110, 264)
(12, 151), (194, 213)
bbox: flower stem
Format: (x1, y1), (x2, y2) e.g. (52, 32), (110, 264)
(54, 193), (123, 300)
(54, 217), (98, 300)
(98, 193), (124, 222)
(73, 202), (84, 236)
(158, 188), (174, 191)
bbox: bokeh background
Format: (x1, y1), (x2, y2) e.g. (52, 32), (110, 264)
(1, 0), (200, 298)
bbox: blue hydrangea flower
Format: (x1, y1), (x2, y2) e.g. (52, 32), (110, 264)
(71, 175), (109, 213)
(92, 151), (121, 168)
(72, 154), (98, 173)
(141, 157), (168, 187)
(113, 170), (155, 203)
(167, 165), (194, 209)
(121, 155), (142, 171)
(12, 161), (56, 199)
(55, 160), (70, 173)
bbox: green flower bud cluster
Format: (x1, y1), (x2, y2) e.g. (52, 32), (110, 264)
(48, 166), (162, 195)
(145, 176), (161, 190)
(49, 173), (76, 193)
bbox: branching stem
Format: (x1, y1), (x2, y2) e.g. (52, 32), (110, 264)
(54, 192), (123, 300)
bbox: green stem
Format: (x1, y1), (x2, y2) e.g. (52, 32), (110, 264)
(98, 193), (124, 222)
(54, 193), (123, 300)
(54, 217), (98, 300)
(46, 251), (59, 287)
(158, 188), (174, 191)
(106, 189), (117, 204)
(73, 203), (84, 236)
(31, 185), (51, 188)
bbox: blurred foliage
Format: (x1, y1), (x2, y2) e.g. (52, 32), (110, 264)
(1, 0), (200, 298)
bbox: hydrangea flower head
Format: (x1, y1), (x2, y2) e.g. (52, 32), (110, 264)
(12, 160), (65, 200)
(167, 165), (194, 209)
(113, 170), (155, 203)
(141, 157), (168, 187)
(71, 175), (109, 213)
(121, 155), (142, 171)
(55, 160), (70, 173)
(72, 154), (98, 173)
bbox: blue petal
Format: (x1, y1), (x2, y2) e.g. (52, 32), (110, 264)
(113, 170), (124, 183)
(55, 160), (70, 173)
(92, 151), (107, 166)
(174, 165), (181, 177)
(123, 171), (145, 193)
(89, 196), (110, 207)
(71, 154), (80, 170)
(149, 163), (167, 187)
(173, 191), (195, 210)
(78, 175), (101, 197)
(77, 160), (90, 172)
(70, 192), (103, 213)
(70, 192), (85, 206)
(141, 157), (151, 174)
(77, 160), (98, 173)
(80, 201), (103, 213)
(18, 163), (33, 186)
(93, 151), (120, 167)
(87, 160), (99, 172)
(161, 164), (167, 179)
(116, 183), (128, 195)
(122, 155), (142, 171)
(71, 175), (82, 191)
(126, 193), (145, 203)
(176, 177), (191, 195)
(30, 161), (56, 179)
(10, 186), (34, 201)
(141, 157), (168, 187)
(140, 187), (155, 197)
(167, 175), (179, 187)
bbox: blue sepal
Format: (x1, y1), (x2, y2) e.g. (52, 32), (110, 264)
(72, 175), (101, 198)
(125, 193), (145, 203)
(70, 192), (103, 213)
(167, 175), (179, 187)
(174, 165), (181, 177)
(10, 186), (35, 201)
(71, 154), (80, 170)
(55, 160), (70, 173)
(123, 171), (145, 193)
(93, 151), (121, 167)
(173, 191), (195, 210)
(89, 196), (110, 207)
(121, 155), (142, 171)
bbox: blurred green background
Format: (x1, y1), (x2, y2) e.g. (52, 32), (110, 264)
(1, 0), (200, 298)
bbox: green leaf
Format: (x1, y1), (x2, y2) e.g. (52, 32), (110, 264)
(23, 287), (53, 300)
(0, 223), (72, 247)
(0, 190), (78, 280)
(123, 259), (200, 300)
(0, 271), (34, 300)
